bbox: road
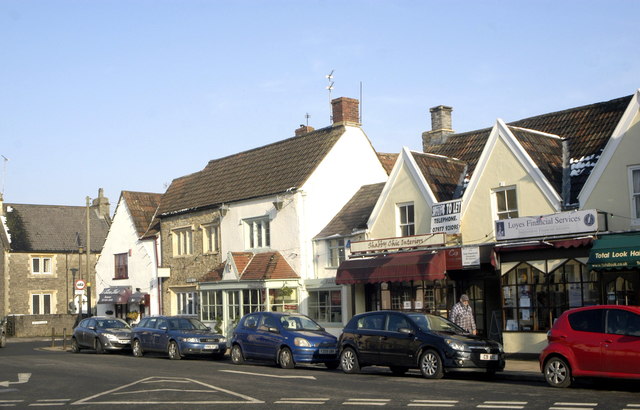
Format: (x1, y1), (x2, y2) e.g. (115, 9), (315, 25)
(1, 340), (638, 409)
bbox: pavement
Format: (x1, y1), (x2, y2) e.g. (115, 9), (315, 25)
(5, 337), (544, 382)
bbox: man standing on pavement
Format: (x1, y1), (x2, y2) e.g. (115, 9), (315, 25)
(449, 294), (477, 335)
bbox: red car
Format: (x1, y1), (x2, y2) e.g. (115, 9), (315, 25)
(539, 305), (640, 387)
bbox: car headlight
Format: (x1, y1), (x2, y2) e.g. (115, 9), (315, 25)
(219, 337), (227, 343)
(181, 337), (200, 343)
(294, 337), (311, 347)
(445, 339), (467, 351)
(104, 334), (119, 341)
(496, 342), (504, 353)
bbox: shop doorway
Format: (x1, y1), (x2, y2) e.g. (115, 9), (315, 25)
(603, 272), (639, 306)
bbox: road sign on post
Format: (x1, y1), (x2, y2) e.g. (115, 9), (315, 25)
(75, 279), (86, 291)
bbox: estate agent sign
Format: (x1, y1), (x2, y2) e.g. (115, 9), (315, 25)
(495, 209), (598, 241)
(431, 199), (461, 234)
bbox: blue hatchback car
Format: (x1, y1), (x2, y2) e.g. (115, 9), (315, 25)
(131, 316), (227, 360)
(230, 312), (339, 369)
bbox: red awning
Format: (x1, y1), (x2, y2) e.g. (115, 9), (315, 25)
(495, 237), (593, 253)
(336, 251), (446, 284)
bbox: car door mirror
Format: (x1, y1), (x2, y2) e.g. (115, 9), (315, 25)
(88, 326), (96, 331)
(399, 327), (414, 336)
(268, 327), (280, 333)
(159, 326), (168, 331)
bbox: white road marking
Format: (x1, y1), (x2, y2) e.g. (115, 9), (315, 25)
(0, 373), (32, 387)
(553, 403), (597, 407)
(72, 376), (263, 405)
(409, 399), (458, 407)
(549, 408), (594, 410)
(275, 397), (329, 404)
(29, 399), (70, 406)
(219, 369), (316, 379)
(0, 401), (24, 408)
(477, 401), (526, 409)
(344, 398), (390, 406)
(549, 403), (596, 410)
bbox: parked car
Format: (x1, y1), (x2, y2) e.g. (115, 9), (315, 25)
(230, 312), (339, 369)
(71, 316), (131, 353)
(0, 316), (7, 348)
(540, 305), (640, 388)
(131, 315), (227, 360)
(338, 311), (505, 379)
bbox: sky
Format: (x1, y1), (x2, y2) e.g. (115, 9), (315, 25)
(1, 0), (638, 208)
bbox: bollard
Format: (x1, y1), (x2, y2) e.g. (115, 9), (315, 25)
(51, 327), (55, 348)
(63, 328), (67, 350)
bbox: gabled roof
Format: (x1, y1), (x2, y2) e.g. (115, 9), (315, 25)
(120, 191), (162, 238)
(199, 251), (299, 282)
(158, 125), (348, 216)
(315, 183), (385, 239)
(3, 203), (110, 253)
(423, 95), (632, 204)
(410, 152), (467, 202)
(377, 153), (398, 175)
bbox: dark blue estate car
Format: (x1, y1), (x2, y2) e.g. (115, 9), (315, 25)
(339, 311), (505, 378)
(131, 316), (227, 360)
(230, 312), (339, 369)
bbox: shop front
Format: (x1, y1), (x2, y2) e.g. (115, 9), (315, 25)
(588, 232), (640, 305)
(97, 286), (132, 320)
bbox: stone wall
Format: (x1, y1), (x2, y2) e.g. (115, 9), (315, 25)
(6, 314), (78, 337)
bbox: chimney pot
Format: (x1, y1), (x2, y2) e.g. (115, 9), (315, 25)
(331, 97), (360, 126)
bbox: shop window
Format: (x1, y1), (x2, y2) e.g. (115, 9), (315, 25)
(308, 290), (342, 323)
(242, 289), (263, 315)
(390, 282), (413, 310)
(502, 260), (597, 332)
(398, 203), (415, 236)
(176, 291), (198, 315)
(605, 276), (636, 306)
(228, 291), (241, 322)
(327, 238), (346, 268)
(494, 187), (518, 220)
(269, 286), (297, 312)
(200, 290), (223, 321)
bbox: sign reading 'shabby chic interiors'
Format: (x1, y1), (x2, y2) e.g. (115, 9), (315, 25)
(495, 209), (598, 241)
(350, 233), (445, 254)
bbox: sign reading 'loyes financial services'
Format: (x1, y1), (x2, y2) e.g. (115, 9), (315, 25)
(495, 209), (598, 241)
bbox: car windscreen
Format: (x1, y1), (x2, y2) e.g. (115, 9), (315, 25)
(169, 318), (209, 330)
(96, 319), (129, 329)
(408, 313), (466, 334)
(280, 315), (322, 331)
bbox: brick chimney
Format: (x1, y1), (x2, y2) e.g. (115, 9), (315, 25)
(422, 105), (454, 150)
(91, 188), (110, 219)
(295, 125), (315, 136)
(331, 97), (360, 126)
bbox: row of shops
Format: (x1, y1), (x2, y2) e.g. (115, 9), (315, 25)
(337, 229), (640, 354)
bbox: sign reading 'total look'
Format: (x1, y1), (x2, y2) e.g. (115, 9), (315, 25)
(495, 209), (598, 241)
(431, 199), (461, 234)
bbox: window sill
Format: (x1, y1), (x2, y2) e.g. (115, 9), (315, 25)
(113, 277), (129, 280)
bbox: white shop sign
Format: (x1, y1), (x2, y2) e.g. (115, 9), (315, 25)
(350, 233), (445, 254)
(495, 209), (598, 241)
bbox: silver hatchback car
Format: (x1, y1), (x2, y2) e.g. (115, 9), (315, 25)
(71, 316), (132, 353)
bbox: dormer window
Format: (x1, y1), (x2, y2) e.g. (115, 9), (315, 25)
(398, 203), (415, 236)
(495, 187), (518, 220)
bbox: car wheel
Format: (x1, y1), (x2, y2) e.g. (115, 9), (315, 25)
(231, 344), (244, 365)
(95, 338), (105, 354)
(132, 339), (144, 357)
(419, 349), (444, 379)
(278, 347), (295, 369)
(71, 337), (80, 353)
(390, 366), (408, 376)
(168, 341), (182, 360)
(544, 356), (572, 388)
(325, 361), (340, 370)
(340, 347), (360, 374)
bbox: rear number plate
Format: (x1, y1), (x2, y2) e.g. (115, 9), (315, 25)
(480, 353), (498, 361)
(319, 348), (336, 355)
(204, 344), (219, 350)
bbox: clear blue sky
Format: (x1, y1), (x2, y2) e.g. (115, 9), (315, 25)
(1, 0), (638, 207)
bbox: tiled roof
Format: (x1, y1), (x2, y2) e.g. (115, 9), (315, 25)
(423, 95), (632, 204)
(199, 251), (298, 282)
(4, 203), (110, 253)
(121, 191), (162, 238)
(159, 126), (347, 216)
(410, 152), (467, 202)
(315, 183), (385, 239)
(377, 153), (398, 175)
